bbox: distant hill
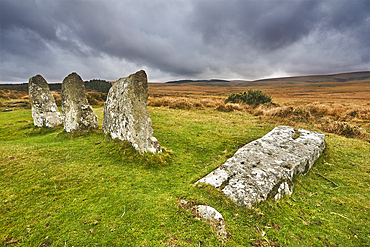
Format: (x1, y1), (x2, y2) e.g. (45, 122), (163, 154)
(163, 71), (370, 87)
(255, 71), (370, 83)
(165, 79), (238, 87)
(1, 71), (369, 92)
(166, 79), (230, 84)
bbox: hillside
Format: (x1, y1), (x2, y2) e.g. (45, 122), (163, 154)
(149, 71), (370, 106)
(255, 71), (370, 83)
(160, 71), (370, 87)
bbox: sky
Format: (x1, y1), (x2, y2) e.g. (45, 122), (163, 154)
(0, 0), (369, 83)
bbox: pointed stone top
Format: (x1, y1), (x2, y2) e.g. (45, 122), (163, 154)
(63, 72), (83, 83)
(124, 70), (148, 100)
(117, 70), (147, 83)
(30, 74), (44, 80)
(29, 74), (49, 90)
(130, 70), (146, 78)
(62, 72), (86, 98)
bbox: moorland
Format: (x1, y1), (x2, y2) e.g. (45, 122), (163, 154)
(1, 71), (369, 246)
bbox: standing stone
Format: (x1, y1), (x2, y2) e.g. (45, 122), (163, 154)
(28, 75), (62, 127)
(102, 70), (161, 153)
(62, 72), (98, 132)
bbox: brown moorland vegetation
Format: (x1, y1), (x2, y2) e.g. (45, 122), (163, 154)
(148, 71), (370, 142)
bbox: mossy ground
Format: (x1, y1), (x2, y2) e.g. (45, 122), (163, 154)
(1, 106), (369, 246)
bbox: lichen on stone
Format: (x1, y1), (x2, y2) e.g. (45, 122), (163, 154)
(102, 70), (161, 153)
(28, 74), (62, 128)
(196, 126), (325, 208)
(61, 72), (98, 132)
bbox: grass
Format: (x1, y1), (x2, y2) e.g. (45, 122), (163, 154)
(1, 104), (370, 246)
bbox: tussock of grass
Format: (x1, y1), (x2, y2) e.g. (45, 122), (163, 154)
(319, 120), (368, 139)
(252, 102), (370, 142)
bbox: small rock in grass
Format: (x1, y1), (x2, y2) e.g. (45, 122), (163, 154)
(192, 205), (228, 239)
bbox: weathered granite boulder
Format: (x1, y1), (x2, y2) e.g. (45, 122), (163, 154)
(196, 126), (325, 208)
(28, 75), (62, 127)
(178, 199), (228, 240)
(62, 72), (98, 132)
(193, 205), (228, 239)
(102, 70), (161, 153)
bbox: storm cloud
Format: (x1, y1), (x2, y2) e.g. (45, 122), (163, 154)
(0, 0), (369, 83)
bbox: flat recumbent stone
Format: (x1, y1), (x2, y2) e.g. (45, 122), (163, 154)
(196, 126), (325, 208)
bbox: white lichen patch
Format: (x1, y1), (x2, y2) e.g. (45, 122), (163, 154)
(196, 126), (325, 208)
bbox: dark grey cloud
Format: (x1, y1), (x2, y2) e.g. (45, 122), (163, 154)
(1, 0), (369, 83)
(192, 0), (321, 50)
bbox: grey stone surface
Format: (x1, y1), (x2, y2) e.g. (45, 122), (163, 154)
(28, 74), (62, 127)
(196, 126), (325, 208)
(62, 72), (98, 132)
(193, 205), (228, 239)
(178, 199), (227, 240)
(102, 70), (161, 153)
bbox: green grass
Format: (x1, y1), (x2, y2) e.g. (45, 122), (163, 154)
(1, 106), (369, 246)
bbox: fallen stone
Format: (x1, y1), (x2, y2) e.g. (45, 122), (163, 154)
(28, 75), (62, 127)
(177, 199), (228, 240)
(62, 72), (98, 132)
(2, 109), (14, 112)
(102, 70), (161, 153)
(196, 126), (325, 208)
(192, 205), (228, 239)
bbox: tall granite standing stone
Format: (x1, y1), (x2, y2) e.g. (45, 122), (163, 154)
(62, 72), (98, 132)
(28, 74), (62, 127)
(102, 70), (161, 153)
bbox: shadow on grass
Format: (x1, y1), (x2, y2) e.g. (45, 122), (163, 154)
(21, 124), (63, 136)
(56, 128), (101, 139)
(90, 134), (174, 170)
